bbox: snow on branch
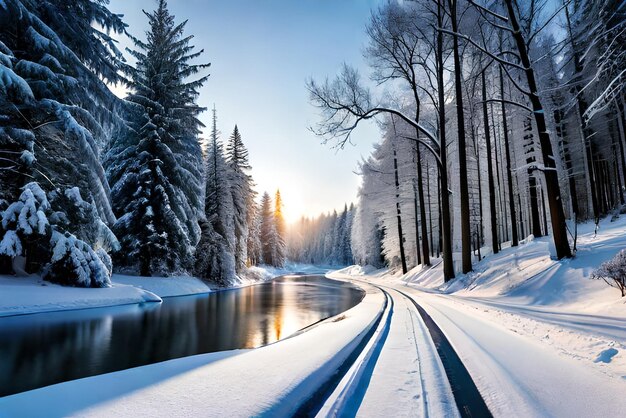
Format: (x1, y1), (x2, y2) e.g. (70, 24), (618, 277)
(583, 69), (626, 123)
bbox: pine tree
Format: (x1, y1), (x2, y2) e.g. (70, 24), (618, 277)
(225, 125), (255, 272)
(247, 200), (262, 266)
(107, 0), (209, 276)
(273, 189), (286, 267)
(0, 0), (124, 223)
(259, 192), (275, 266)
(195, 106), (236, 284)
(0, 0), (124, 284)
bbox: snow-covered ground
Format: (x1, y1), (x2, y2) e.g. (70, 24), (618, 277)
(0, 275), (161, 317)
(113, 274), (211, 298)
(0, 264), (315, 317)
(403, 215), (626, 316)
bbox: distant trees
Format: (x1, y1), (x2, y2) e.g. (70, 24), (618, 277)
(259, 191), (285, 267)
(106, 0), (208, 276)
(287, 204), (355, 267)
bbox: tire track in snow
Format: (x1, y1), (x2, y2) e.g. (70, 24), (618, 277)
(393, 287), (493, 418)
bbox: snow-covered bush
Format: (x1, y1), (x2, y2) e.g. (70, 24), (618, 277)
(0, 182), (115, 287)
(43, 231), (111, 288)
(591, 250), (626, 297)
(0, 182), (51, 272)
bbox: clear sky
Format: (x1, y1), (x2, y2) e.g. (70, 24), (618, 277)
(108, 0), (382, 223)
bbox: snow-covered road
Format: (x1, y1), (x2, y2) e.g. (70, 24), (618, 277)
(316, 283), (461, 418)
(408, 287), (626, 417)
(329, 270), (626, 418)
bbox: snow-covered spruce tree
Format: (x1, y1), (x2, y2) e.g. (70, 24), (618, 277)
(43, 185), (118, 287)
(195, 106), (236, 285)
(259, 192), (280, 266)
(107, 0), (209, 276)
(225, 125), (255, 272)
(0, 0), (125, 224)
(272, 189), (286, 267)
(0, 0), (125, 285)
(247, 200), (262, 266)
(0, 183), (51, 275)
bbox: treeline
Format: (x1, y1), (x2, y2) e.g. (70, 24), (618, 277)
(0, 0), (285, 287)
(309, 0), (625, 280)
(287, 204), (355, 267)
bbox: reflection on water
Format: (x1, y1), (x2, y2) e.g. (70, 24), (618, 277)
(0, 275), (363, 397)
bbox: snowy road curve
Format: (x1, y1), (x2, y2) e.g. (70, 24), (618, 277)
(313, 280), (492, 418)
(329, 270), (626, 418)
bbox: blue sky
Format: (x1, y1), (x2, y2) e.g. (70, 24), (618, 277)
(108, 0), (382, 222)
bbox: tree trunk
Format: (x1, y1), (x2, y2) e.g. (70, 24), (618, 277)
(472, 125), (484, 256)
(449, 0), (472, 273)
(499, 64), (519, 246)
(565, 3), (599, 221)
(438, 0), (455, 280)
(553, 105), (579, 216)
(438, 171), (443, 259)
(493, 103), (507, 244)
(416, 141), (431, 265)
(413, 183), (422, 266)
(540, 186), (548, 235)
(517, 176), (526, 238)
(528, 176), (542, 237)
(427, 159), (435, 257)
(393, 146), (408, 274)
(615, 99), (626, 198)
(482, 69), (499, 254)
(505, 0), (572, 259)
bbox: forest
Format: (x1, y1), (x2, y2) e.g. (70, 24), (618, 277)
(305, 0), (625, 281)
(0, 0), (287, 288)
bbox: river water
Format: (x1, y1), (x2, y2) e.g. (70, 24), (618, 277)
(0, 275), (364, 397)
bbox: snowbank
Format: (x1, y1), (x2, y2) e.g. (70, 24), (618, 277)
(238, 262), (339, 286)
(0, 263), (325, 317)
(112, 274), (211, 297)
(0, 282), (385, 418)
(0, 275), (161, 317)
(399, 215), (626, 316)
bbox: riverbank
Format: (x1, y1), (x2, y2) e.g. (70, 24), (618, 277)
(0, 280), (384, 417)
(0, 262), (326, 317)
